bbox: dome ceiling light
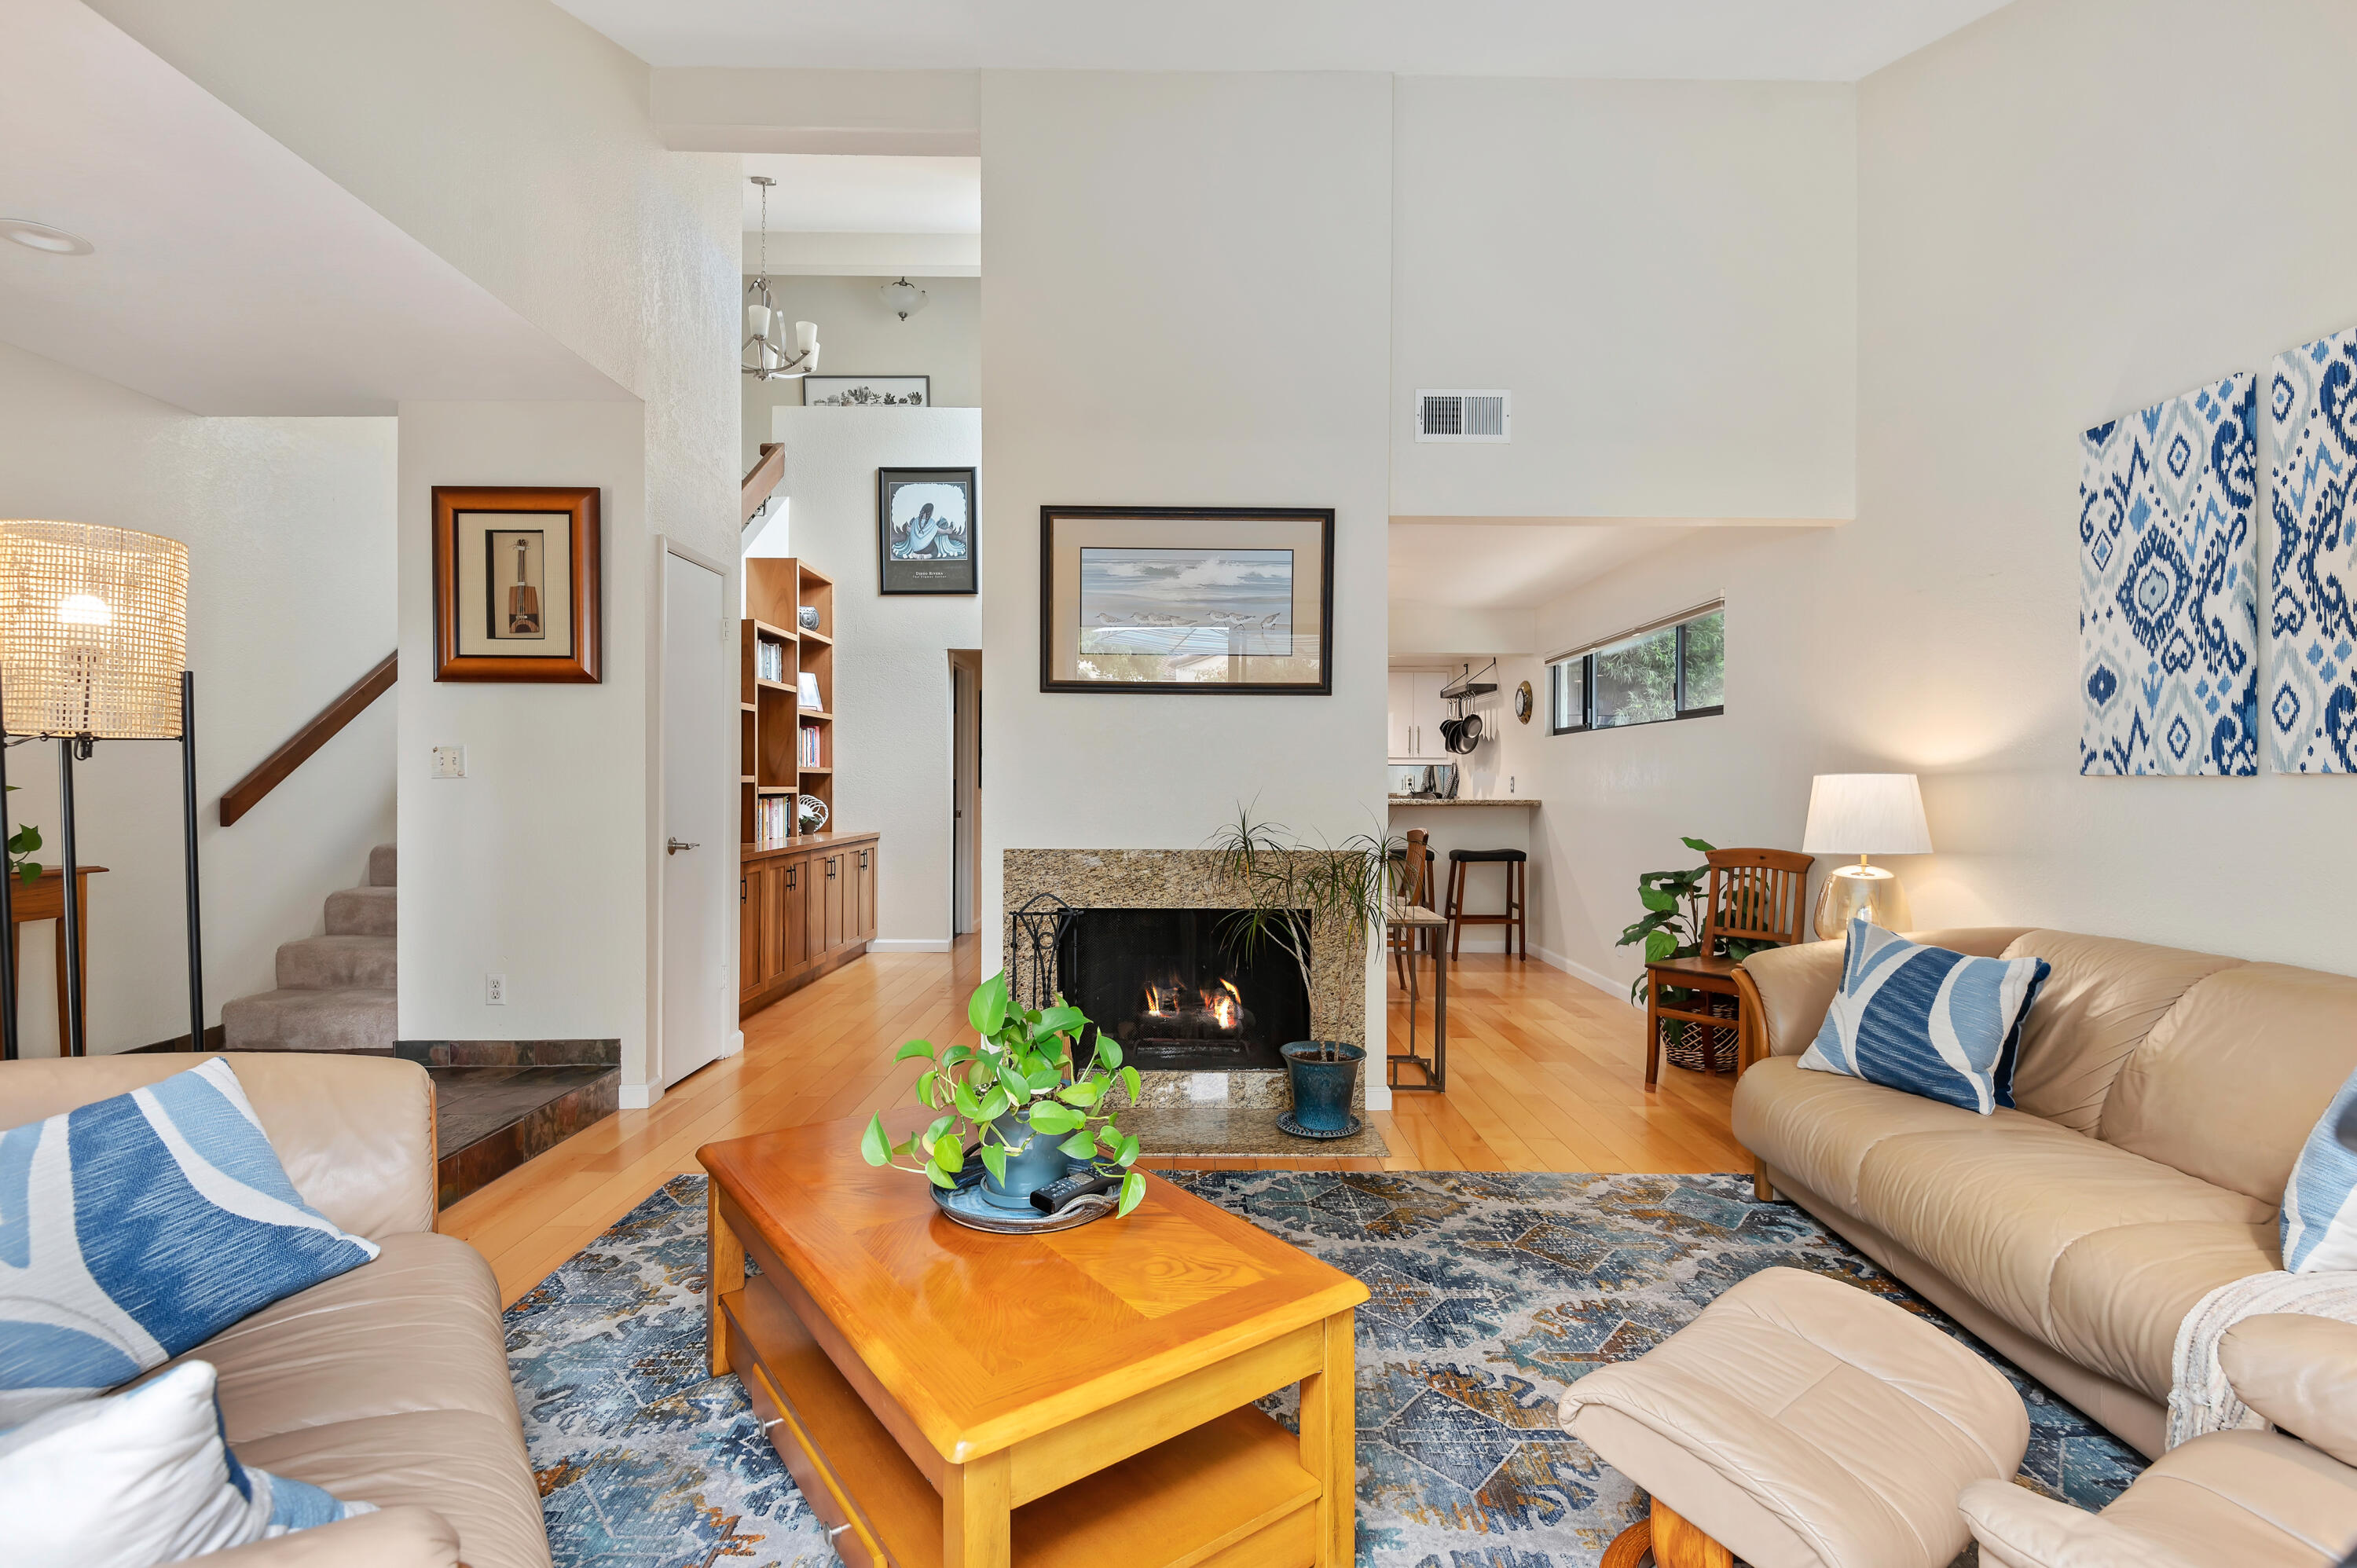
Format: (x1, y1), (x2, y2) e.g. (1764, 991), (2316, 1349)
(1, 219), (94, 256)
(879, 277), (929, 321)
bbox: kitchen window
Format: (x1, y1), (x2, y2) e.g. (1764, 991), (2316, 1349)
(1547, 603), (1725, 735)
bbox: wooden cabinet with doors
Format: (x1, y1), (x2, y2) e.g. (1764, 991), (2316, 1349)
(739, 830), (879, 1018)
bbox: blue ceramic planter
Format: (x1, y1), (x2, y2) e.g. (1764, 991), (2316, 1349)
(1281, 1041), (1364, 1134)
(980, 1107), (1071, 1210)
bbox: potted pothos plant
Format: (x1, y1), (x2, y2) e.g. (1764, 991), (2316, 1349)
(860, 971), (1148, 1217)
(1205, 806), (1399, 1135)
(1615, 835), (1781, 1066)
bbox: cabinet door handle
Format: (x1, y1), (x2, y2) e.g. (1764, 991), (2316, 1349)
(828, 857), (838, 878)
(739, 877), (746, 903)
(785, 866), (797, 889)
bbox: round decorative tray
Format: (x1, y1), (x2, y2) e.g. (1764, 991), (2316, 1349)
(1277, 1110), (1365, 1141)
(928, 1157), (1118, 1235)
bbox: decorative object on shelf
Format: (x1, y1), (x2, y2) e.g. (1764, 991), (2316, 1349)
(0, 519), (202, 1061)
(2265, 325), (2357, 772)
(1801, 774), (1932, 940)
(878, 277), (929, 321)
(1205, 805), (1397, 1136)
(860, 970), (1146, 1218)
(1514, 680), (1534, 723)
(797, 604), (819, 632)
(429, 486), (600, 683)
(1042, 507), (1335, 694)
(795, 793), (827, 833)
(877, 466), (977, 595)
(741, 178), (819, 382)
(796, 670), (822, 709)
(2079, 371), (2258, 775)
(803, 375), (927, 407)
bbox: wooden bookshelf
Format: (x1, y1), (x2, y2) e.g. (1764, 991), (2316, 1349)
(741, 558), (837, 848)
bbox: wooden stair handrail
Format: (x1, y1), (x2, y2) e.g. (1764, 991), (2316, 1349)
(742, 441), (785, 526)
(220, 652), (398, 826)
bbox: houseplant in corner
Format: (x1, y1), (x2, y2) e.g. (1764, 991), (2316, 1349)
(1207, 806), (1399, 1138)
(860, 970), (1148, 1219)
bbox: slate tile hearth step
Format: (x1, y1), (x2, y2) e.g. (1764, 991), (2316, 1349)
(432, 1064), (619, 1209)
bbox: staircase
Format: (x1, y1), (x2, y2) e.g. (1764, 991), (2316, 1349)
(221, 843), (396, 1051)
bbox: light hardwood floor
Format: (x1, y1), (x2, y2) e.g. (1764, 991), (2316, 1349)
(438, 936), (1750, 1306)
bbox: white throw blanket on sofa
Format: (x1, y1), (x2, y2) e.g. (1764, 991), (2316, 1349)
(2168, 1269), (2357, 1449)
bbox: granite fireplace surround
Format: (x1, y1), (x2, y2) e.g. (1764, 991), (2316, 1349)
(1003, 848), (1387, 1157)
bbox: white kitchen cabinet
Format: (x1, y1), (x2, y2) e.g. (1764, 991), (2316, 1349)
(1388, 669), (1457, 758)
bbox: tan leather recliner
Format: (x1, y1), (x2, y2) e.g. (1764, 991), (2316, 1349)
(1731, 929), (2357, 1460)
(0, 1053), (549, 1568)
(1960, 1315), (2357, 1566)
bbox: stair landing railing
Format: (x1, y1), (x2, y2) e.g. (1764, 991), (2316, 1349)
(219, 652), (397, 826)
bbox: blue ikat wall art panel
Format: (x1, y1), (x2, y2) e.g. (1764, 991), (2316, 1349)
(2267, 328), (2357, 772)
(2079, 372), (2258, 775)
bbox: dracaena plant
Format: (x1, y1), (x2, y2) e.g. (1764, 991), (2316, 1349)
(860, 970), (1149, 1217)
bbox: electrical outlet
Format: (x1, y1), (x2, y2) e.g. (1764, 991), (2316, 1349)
(486, 973), (506, 1006)
(431, 746), (467, 780)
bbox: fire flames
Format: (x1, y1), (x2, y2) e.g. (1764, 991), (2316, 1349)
(1141, 976), (1244, 1030)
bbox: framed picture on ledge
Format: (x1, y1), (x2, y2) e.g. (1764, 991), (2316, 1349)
(430, 485), (601, 682)
(1039, 506), (1333, 694)
(878, 467), (977, 595)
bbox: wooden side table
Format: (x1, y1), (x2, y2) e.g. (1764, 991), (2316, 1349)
(11, 866), (106, 1058)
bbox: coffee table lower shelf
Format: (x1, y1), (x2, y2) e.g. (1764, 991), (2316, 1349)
(720, 1284), (1325, 1568)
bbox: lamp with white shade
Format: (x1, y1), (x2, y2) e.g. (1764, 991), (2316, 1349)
(1801, 772), (1931, 940)
(0, 519), (203, 1060)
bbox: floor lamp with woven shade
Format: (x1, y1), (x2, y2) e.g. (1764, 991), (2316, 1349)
(0, 520), (200, 1060)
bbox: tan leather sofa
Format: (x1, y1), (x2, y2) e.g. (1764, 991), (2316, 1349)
(0, 1053), (548, 1568)
(1730, 929), (2357, 1459)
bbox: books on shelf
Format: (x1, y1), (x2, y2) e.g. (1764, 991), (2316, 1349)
(756, 639), (786, 683)
(757, 794), (790, 842)
(799, 724), (824, 767)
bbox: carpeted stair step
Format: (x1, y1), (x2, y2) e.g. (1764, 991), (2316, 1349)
(220, 986), (394, 1051)
(369, 843), (396, 888)
(325, 884), (396, 936)
(277, 933), (396, 990)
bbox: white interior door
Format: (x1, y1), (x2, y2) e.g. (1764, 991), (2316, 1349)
(951, 655), (978, 934)
(661, 548), (729, 1088)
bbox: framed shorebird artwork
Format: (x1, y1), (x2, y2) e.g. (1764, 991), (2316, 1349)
(430, 485), (602, 682)
(878, 467), (977, 595)
(1039, 506), (1335, 694)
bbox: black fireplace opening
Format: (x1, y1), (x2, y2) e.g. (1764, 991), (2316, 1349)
(1057, 907), (1310, 1072)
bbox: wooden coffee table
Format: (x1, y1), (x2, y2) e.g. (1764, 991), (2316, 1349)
(700, 1113), (1369, 1568)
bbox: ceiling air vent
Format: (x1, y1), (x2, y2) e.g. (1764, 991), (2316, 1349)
(1416, 389), (1510, 443)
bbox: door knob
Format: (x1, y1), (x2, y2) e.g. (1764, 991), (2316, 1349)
(667, 837), (698, 855)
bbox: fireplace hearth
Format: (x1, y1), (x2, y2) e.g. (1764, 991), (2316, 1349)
(1058, 907), (1309, 1072)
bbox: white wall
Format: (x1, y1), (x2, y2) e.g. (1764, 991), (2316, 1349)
(753, 407), (982, 949)
(100, 0), (743, 1098)
(742, 276), (981, 471)
(1527, 0), (2357, 997)
(0, 342), (395, 1055)
(1390, 77), (1857, 522)
(979, 71), (1395, 1097)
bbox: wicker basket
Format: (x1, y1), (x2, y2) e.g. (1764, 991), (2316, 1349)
(1657, 991), (1741, 1074)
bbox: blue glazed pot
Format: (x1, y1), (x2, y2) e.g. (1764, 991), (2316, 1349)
(980, 1106), (1072, 1211)
(1281, 1041), (1364, 1134)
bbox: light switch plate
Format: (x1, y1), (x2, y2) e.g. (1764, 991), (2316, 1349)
(431, 745), (466, 779)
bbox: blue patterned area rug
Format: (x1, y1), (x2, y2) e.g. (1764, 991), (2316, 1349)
(503, 1171), (2144, 1567)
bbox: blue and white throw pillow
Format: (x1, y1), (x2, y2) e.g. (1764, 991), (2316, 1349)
(0, 1057), (379, 1424)
(0, 1359), (374, 1568)
(2282, 1068), (2357, 1273)
(1797, 918), (2053, 1115)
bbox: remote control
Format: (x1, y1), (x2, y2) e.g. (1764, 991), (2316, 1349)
(1030, 1171), (1123, 1214)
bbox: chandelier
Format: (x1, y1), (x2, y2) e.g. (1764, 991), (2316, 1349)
(742, 176), (819, 381)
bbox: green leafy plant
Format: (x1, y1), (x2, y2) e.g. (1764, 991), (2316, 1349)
(5, 785), (39, 886)
(860, 970), (1148, 1217)
(1204, 805), (1400, 1062)
(1615, 835), (1780, 1007)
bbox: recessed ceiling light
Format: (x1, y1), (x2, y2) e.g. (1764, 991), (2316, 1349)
(1, 220), (94, 256)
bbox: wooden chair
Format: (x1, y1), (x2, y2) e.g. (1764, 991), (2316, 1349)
(1388, 829), (1435, 990)
(1644, 847), (1813, 1090)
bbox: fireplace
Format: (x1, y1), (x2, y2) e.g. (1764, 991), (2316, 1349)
(1057, 908), (1310, 1072)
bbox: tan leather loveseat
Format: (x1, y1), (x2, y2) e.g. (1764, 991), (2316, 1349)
(0, 1053), (549, 1568)
(1730, 929), (2357, 1458)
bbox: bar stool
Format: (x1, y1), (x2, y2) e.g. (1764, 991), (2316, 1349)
(1445, 848), (1527, 962)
